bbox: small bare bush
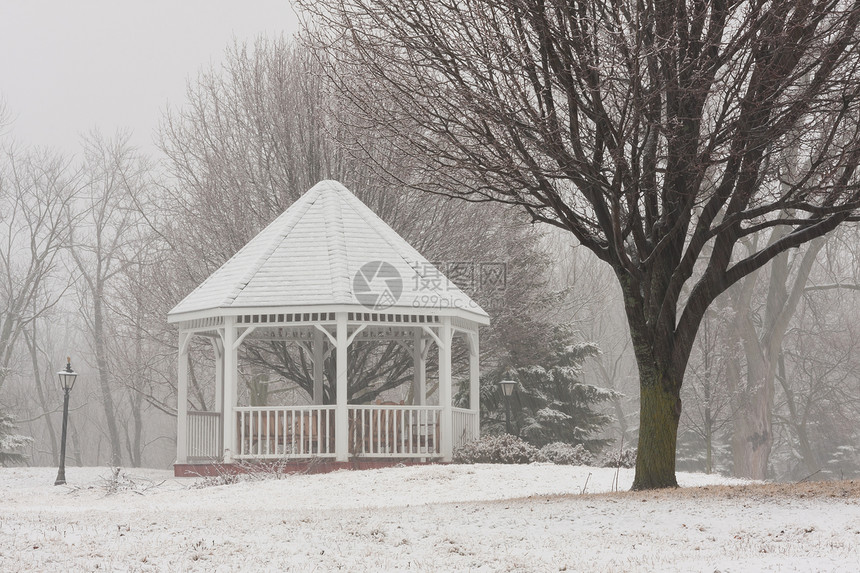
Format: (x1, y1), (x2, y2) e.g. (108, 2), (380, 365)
(190, 458), (320, 488)
(192, 471), (246, 489)
(98, 467), (165, 495)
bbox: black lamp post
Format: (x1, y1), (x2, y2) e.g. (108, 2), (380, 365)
(499, 379), (517, 435)
(55, 357), (78, 486)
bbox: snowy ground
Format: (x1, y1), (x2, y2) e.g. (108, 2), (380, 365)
(1, 464), (858, 572)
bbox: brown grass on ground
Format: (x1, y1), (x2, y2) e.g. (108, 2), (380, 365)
(500, 480), (860, 507)
(584, 479), (860, 502)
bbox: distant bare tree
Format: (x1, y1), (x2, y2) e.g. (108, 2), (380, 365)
(722, 234), (824, 479)
(68, 131), (151, 467)
(767, 227), (860, 479)
(679, 304), (733, 474)
(22, 317), (59, 465)
(302, 0), (860, 488)
(775, 290), (860, 479)
(107, 239), (178, 467)
(0, 98), (9, 137)
(0, 145), (77, 394)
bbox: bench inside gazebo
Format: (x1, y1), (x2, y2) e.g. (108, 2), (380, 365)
(168, 180), (488, 475)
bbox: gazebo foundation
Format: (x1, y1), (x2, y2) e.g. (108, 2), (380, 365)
(173, 458), (446, 478)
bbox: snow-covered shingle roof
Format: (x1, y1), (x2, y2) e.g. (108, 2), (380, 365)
(168, 180), (489, 324)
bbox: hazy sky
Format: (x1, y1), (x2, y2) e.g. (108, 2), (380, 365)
(0, 1), (299, 155)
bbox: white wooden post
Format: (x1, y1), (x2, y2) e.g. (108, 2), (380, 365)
(469, 330), (480, 439)
(412, 329), (426, 406)
(222, 317), (237, 463)
(176, 331), (190, 464)
(313, 329), (324, 405)
(335, 313), (348, 461)
(439, 318), (453, 461)
(211, 337), (224, 413)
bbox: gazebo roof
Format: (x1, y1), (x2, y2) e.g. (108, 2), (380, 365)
(168, 180), (489, 324)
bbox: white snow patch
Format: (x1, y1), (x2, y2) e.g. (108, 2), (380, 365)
(1, 465), (857, 571)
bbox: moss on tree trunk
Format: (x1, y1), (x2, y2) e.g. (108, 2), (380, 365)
(632, 376), (681, 490)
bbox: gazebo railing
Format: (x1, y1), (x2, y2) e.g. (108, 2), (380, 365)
(235, 406), (336, 459)
(348, 405), (443, 457)
(231, 404), (478, 460)
(452, 407), (479, 451)
(187, 411), (222, 461)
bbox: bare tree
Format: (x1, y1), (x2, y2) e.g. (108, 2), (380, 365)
(301, 0), (860, 488)
(0, 99), (9, 138)
(775, 294), (860, 479)
(23, 317), (59, 465)
(721, 234), (824, 478)
(0, 145), (77, 394)
(768, 228), (860, 479)
(68, 131), (150, 467)
(106, 240), (178, 467)
(679, 305), (733, 474)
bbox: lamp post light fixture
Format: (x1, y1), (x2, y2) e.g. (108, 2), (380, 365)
(55, 357), (78, 486)
(499, 379), (517, 435)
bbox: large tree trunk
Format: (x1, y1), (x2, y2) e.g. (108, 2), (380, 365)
(625, 290), (685, 490)
(124, 401), (143, 468)
(634, 373), (682, 489)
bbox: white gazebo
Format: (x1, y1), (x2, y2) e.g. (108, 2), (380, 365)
(168, 180), (489, 472)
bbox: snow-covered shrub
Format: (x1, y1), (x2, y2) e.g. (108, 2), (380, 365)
(538, 442), (594, 466)
(601, 448), (637, 468)
(453, 433), (539, 464)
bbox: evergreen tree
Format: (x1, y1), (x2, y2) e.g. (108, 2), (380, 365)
(461, 330), (617, 453)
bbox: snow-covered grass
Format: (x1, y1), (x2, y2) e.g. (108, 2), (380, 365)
(1, 464), (858, 571)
